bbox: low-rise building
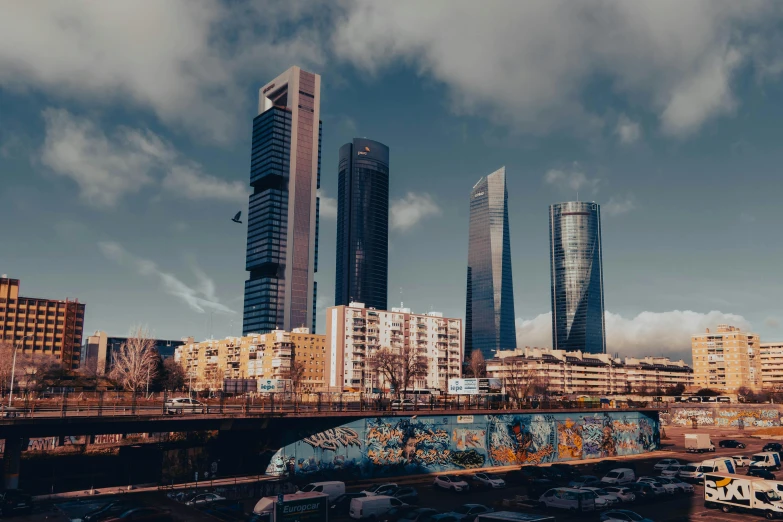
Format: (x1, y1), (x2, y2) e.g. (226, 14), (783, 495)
(174, 328), (327, 391)
(0, 276), (85, 370)
(326, 303), (462, 393)
(81, 331), (189, 375)
(691, 324), (761, 391)
(486, 346), (692, 395)
(760, 342), (783, 390)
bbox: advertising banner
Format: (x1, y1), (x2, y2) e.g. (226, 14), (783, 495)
(448, 378), (503, 395)
(258, 379), (292, 393)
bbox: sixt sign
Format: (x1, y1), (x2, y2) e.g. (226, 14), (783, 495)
(705, 475), (751, 506)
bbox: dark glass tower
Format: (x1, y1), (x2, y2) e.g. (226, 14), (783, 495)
(335, 139), (389, 310)
(243, 66), (322, 335)
(465, 167), (517, 360)
(549, 201), (606, 354)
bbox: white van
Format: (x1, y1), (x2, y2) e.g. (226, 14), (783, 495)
(538, 488), (596, 512)
(297, 481), (346, 502)
(349, 495), (406, 520)
(750, 452), (782, 471)
(682, 458), (736, 483)
(600, 468), (636, 485)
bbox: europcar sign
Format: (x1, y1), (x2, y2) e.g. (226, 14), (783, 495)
(274, 494), (328, 522)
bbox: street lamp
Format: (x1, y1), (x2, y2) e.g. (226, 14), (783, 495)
(9, 335), (32, 408)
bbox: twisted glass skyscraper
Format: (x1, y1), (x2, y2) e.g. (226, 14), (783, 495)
(335, 138), (389, 310)
(465, 167), (517, 360)
(549, 201), (606, 354)
(243, 66), (322, 335)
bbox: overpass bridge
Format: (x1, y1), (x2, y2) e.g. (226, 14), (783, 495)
(0, 404), (661, 490)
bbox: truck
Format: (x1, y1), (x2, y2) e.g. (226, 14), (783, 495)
(252, 491), (329, 522)
(751, 452), (783, 471)
(704, 473), (783, 518)
(685, 433), (715, 453)
(477, 513), (555, 522)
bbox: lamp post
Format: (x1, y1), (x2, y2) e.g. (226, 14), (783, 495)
(9, 335), (32, 408)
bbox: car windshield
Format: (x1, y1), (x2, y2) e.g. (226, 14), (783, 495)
(448, 476), (461, 482)
(301, 485), (316, 492)
(681, 466), (697, 472)
(606, 471), (620, 478)
(753, 456), (766, 462)
(486, 474), (500, 479)
(596, 489), (610, 495)
(453, 506), (471, 514)
(769, 491), (782, 502)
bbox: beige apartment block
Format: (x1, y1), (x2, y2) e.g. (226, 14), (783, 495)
(691, 324), (761, 392)
(486, 346), (692, 395)
(174, 328), (327, 391)
(760, 342), (783, 390)
(326, 303), (462, 393)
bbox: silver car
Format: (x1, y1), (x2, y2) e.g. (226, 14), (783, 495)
(164, 397), (204, 414)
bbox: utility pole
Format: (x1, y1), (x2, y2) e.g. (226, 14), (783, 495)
(9, 335), (31, 408)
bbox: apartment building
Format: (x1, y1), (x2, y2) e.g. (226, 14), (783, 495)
(0, 276), (85, 370)
(760, 342), (783, 390)
(486, 346), (692, 395)
(326, 303), (462, 393)
(691, 324), (761, 391)
(174, 328), (327, 391)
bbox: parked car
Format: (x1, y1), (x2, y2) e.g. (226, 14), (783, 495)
(663, 478), (694, 494)
(393, 487), (419, 504)
(600, 510), (653, 522)
(349, 496), (406, 521)
(550, 463), (581, 479)
(637, 477), (677, 494)
(362, 483), (399, 496)
(298, 481), (346, 502)
(601, 468), (636, 485)
(764, 442), (783, 453)
(538, 488), (597, 512)
(594, 460), (620, 474)
(580, 489), (611, 509)
(444, 504), (493, 522)
(164, 397), (204, 414)
(625, 482), (657, 500)
(434, 475), (470, 493)
(748, 467), (776, 480)
(184, 493), (226, 506)
(653, 477), (692, 494)
(601, 486), (636, 503)
(719, 439), (746, 449)
(429, 515), (461, 522)
(580, 487), (620, 506)
(391, 399), (416, 411)
(83, 501), (136, 522)
(380, 505), (422, 522)
(398, 508), (441, 522)
(568, 475), (601, 488)
(526, 479), (557, 498)
(659, 464), (684, 477)
(331, 493), (367, 517)
(472, 473), (506, 489)
(653, 459), (680, 471)
(732, 455), (751, 468)
(0, 490), (32, 517)
(102, 507), (173, 521)
(676, 465), (700, 483)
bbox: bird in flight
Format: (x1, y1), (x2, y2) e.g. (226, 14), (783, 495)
(231, 211), (242, 224)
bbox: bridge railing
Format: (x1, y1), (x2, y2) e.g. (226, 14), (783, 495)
(0, 389), (648, 419)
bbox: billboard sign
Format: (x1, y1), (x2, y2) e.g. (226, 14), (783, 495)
(258, 379), (292, 393)
(448, 378), (503, 395)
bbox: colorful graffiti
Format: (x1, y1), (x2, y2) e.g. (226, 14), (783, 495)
(266, 411), (659, 479)
(665, 407), (781, 427)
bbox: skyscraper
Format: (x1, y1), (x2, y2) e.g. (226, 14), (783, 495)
(243, 66), (322, 335)
(335, 138), (389, 310)
(465, 167), (517, 360)
(549, 201), (606, 354)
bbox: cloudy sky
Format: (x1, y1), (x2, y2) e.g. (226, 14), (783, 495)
(2, 1), (783, 363)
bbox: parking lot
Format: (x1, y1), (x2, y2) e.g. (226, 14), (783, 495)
(10, 428), (782, 522)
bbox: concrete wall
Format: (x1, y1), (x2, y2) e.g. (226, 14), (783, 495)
(661, 404), (780, 427)
(266, 411), (659, 479)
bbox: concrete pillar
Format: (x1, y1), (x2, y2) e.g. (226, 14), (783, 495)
(2, 437), (24, 490)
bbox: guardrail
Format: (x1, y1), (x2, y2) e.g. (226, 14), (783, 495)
(0, 390), (653, 419)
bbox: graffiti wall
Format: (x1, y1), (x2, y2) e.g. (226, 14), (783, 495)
(664, 407), (780, 427)
(266, 411), (659, 479)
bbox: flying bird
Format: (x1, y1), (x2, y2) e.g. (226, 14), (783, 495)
(231, 211), (242, 224)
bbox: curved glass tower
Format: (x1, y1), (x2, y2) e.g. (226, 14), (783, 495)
(549, 201), (606, 354)
(465, 167), (517, 360)
(335, 138), (389, 309)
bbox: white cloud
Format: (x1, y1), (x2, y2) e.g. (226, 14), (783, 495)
(0, 2), (329, 143)
(40, 109), (247, 207)
(516, 309), (751, 362)
(603, 194), (636, 216)
(317, 190), (338, 220)
(544, 164), (600, 194)
(98, 241), (235, 315)
(616, 114), (642, 144)
(390, 192), (441, 231)
(333, 1), (783, 137)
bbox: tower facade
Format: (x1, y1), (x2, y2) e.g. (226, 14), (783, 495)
(243, 66), (322, 335)
(549, 201), (606, 354)
(465, 167), (517, 360)
(335, 138), (389, 310)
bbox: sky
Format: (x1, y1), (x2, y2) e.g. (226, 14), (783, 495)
(2, 1), (783, 364)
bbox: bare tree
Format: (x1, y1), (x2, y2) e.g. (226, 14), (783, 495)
(0, 341), (41, 394)
(0, 341), (14, 395)
(369, 346), (428, 398)
(501, 358), (543, 404)
(109, 326), (159, 391)
(285, 359), (307, 393)
(467, 350), (486, 378)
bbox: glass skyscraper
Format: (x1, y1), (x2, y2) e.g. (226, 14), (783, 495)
(335, 138), (389, 310)
(465, 167), (517, 360)
(243, 66), (322, 335)
(549, 201), (606, 354)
